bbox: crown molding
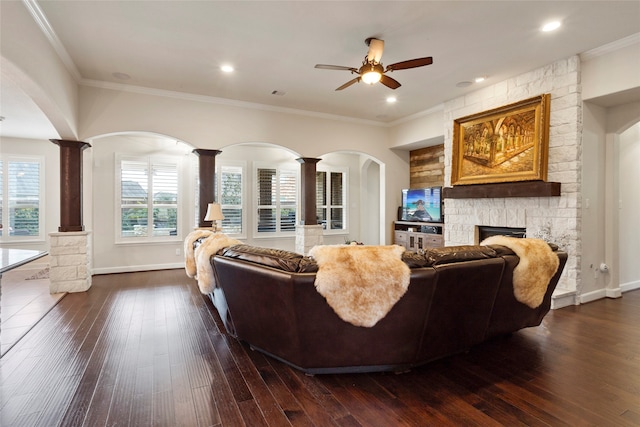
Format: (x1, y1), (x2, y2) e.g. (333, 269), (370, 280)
(580, 32), (640, 62)
(79, 79), (389, 127)
(22, 0), (82, 81)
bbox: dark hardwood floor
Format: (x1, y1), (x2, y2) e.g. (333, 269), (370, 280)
(1, 269), (638, 427)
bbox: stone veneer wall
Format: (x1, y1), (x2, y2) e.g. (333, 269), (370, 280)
(295, 225), (324, 255)
(443, 56), (582, 296)
(49, 231), (92, 293)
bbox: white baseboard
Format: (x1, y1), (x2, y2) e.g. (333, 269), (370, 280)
(579, 286), (627, 304)
(621, 280), (640, 293)
(551, 289), (578, 309)
(605, 287), (623, 298)
(92, 263), (184, 275)
(579, 283), (638, 304)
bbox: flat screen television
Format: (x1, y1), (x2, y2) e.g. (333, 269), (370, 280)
(401, 187), (443, 223)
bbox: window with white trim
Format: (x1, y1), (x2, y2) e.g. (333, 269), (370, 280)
(216, 164), (244, 234)
(118, 156), (179, 241)
(0, 156), (43, 240)
(256, 167), (297, 234)
(316, 169), (347, 231)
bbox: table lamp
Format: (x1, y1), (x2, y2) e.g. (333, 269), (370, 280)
(204, 202), (224, 232)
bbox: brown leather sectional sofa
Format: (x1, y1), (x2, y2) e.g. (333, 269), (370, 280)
(200, 242), (567, 374)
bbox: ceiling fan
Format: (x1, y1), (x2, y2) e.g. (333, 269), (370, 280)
(315, 37), (433, 91)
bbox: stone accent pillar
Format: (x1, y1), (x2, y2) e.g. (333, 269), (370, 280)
(193, 149), (222, 228)
(49, 140), (92, 293)
(49, 231), (91, 293)
(295, 225), (324, 255)
(295, 158), (323, 254)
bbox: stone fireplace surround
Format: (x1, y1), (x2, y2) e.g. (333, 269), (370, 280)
(441, 56), (581, 309)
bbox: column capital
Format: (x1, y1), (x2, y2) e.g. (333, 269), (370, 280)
(192, 149), (222, 157)
(50, 139), (91, 150)
(296, 157), (321, 165)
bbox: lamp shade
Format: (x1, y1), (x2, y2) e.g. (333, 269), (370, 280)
(204, 202), (224, 221)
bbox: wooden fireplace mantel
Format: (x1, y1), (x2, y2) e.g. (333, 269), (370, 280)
(442, 181), (561, 199)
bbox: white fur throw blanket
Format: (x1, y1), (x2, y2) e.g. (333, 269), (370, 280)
(308, 245), (410, 327)
(184, 229), (214, 277)
(481, 235), (560, 309)
(184, 231), (240, 294)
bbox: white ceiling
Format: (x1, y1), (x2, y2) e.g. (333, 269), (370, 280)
(1, 1), (640, 140)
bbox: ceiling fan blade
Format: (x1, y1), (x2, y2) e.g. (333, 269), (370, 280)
(315, 64), (358, 72)
(386, 57), (433, 72)
(335, 77), (361, 91)
(380, 74), (401, 89)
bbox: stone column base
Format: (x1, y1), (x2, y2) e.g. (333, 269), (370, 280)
(295, 225), (324, 255)
(49, 231), (92, 293)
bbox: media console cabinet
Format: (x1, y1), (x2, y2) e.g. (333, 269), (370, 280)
(394, 221), (444, 251)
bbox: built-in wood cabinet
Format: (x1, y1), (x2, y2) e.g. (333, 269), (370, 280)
(394, 221), (444, 251)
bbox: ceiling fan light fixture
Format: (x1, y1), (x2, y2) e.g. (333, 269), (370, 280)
(362, 70), (382, 85)
(360, 62), (384, 85)
(316, 38), (433, 91)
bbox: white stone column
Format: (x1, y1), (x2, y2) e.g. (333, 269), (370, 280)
(295, 225), (324, 255)
(49, 231), (92, 293)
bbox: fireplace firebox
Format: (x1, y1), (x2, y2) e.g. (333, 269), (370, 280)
(477, 226), (526, 244)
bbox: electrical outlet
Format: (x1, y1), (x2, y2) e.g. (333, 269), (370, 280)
(175, 248), (181, 256)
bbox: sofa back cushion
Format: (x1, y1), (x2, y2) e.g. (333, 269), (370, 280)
(221, 244), (304, 272)
(425, 245), (497, 265)
(401, 251), (433, 268)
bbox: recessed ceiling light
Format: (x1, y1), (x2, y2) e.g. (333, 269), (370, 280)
(386, 96), (397, 103)
(474, 76), (486, 83)
(112, 72), (131, 80)
(220, 64), (234, 73)
(541, 21), (561, 32)
(456, 81), (472, 88)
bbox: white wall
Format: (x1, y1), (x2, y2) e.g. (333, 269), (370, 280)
(581, 34), (640, 102)
(579, 36), (640, 301)
(0, 1), (78, 139)
(89, 134), (194, 273)
(580, 103), (608, 297)
(580, 102), (640, 302)
(618, 122), (640, 290)
(388, 107), (445, 150)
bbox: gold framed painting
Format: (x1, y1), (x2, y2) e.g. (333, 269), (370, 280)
(451, 94), (551, 186)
